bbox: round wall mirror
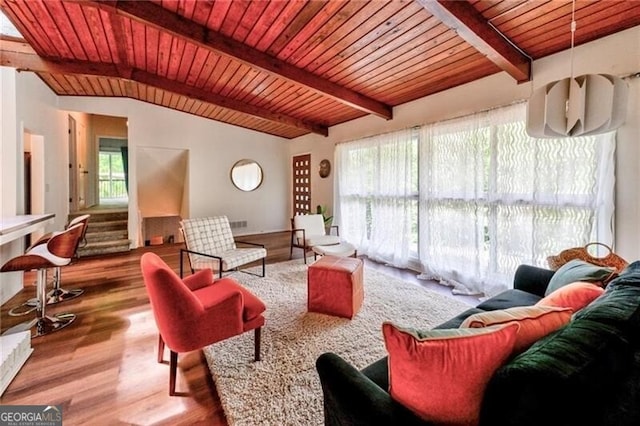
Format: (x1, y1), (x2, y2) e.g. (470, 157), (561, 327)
(231, 159), (263, 191)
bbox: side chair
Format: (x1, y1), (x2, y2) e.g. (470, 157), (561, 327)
(180, 216), (267, 278)
(290, 214), (340, 263)
(140, 252), (266, 396)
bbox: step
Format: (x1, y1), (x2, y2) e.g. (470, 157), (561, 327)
(84, 229), (129, 243)
(78, 239), (131, 258)
(70, 211), (128, 223)
(86, 220), (128, 232)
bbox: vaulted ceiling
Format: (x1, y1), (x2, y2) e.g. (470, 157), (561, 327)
(1, 0), (638, 139)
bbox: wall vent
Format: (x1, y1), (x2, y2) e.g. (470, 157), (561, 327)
(229, 220), (247, 229)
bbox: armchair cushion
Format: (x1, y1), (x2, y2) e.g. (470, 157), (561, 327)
(181, 216), (237, 253)
(305, 234), (341, 247)
(293, 214), (326, 237)
(183, 268), (214, 291)
(198, 277), (266, 322)
(190, 248), (267, 272)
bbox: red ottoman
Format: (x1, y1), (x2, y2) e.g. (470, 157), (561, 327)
(307, 255), (364, 319)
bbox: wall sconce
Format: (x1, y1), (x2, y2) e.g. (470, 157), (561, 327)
(526, 0), (629, 138)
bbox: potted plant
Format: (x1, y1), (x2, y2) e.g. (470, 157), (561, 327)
(316, 205), (333, 228)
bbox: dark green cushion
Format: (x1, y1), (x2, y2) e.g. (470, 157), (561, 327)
(545, 259), (614, 296)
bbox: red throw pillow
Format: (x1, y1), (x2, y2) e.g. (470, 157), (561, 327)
(382, 322), (519, 426)
(460, 305), (573, 354)
(536, 281), (604, 311)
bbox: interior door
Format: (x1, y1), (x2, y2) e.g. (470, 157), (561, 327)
(292, 153), (311, 216)
(68, 115), (78, 212)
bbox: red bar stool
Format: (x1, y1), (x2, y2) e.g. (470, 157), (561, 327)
(46, 214), (90, 304)
(8, 214), (90, 316)
(1, 223), (84, 337)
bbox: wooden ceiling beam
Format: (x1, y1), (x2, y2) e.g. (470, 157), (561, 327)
(0, 35), (123, 77)
(92, 0), (392, 120)
(0, 36), (328, 136)
(130, 70), (329, 136)
(416, 0), (531, 83)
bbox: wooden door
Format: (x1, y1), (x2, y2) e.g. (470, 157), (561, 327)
(292, 154), (311, 216)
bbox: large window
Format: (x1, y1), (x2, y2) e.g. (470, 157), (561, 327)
(336, 103), (615, 296)
(335, 128), (418, 268)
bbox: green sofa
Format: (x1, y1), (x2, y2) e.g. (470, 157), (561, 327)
(316, 261), (640, 426)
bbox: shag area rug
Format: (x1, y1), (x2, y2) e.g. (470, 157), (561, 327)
(203, 260), (469, 426)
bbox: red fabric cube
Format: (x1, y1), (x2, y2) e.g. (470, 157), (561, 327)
(307, 255), (364, 319)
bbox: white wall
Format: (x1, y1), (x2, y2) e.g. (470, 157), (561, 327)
(289, 26), (640, 261)
(137, 146), (188, 218)
(1, 69), (66, 302)
(57, 96), (290, 242)
(15, 73), (70, 232)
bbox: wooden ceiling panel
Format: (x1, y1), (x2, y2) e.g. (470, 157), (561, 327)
(156, 30), (176, 77)
(470, 0), (531, 18)
(203, 0), (233, 31)
(128, 18), (146, 70)
(390, 58), (500, 104)
(260, 0), (326, 54)
(311, 2), (427, 78)
(3, 0), (57, 55)
(229, 0), (272, 43)
(370, 50), (496, 102)
(291, 1), (399, 71)
(344, 29), (467, 95)
(332, 20), (453, 87)
(207, 58), (243, 94)
(85, 6), (114, 63)
(303, 2), (421, 75)
(280, 1), (369, 65)
(42, 1), (88, 61)
(1, 0), (636, 139)
(521, 4), (640, 58)
(144, 24), (160, 73)
(268, 1), (346, 59)
(475, 0), (640, 59)
(218, 0), (253, 37)
(24, 0), (75, 58)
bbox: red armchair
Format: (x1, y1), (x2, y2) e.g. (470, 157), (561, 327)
(140, 252), (266, 396)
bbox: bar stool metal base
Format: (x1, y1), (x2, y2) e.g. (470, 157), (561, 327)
(2, 313), (76, 338)
(7, 286), (83, 316)
(46, 287), (84, 304)
(8, 302), (37, 317)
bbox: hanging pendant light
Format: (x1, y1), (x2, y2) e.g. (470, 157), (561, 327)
(526, 1), (629, 138)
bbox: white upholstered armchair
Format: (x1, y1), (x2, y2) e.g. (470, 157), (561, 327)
(290, 214), (340, 263)
(180, 216), (267, 278)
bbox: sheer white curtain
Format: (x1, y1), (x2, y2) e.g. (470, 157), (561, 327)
(334, 128), (418, 268)
(419, 102), (616, 297)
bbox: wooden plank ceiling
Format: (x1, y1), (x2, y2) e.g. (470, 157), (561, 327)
(1, 0), (638, 139)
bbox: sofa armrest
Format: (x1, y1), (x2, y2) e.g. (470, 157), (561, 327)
(513, 264), (555, 297)
(316, 353), (427, 426)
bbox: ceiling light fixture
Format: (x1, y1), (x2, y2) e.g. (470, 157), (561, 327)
(526, 0), (629, 138)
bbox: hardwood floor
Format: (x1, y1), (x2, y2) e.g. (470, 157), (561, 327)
(0, 232), (477, 425)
